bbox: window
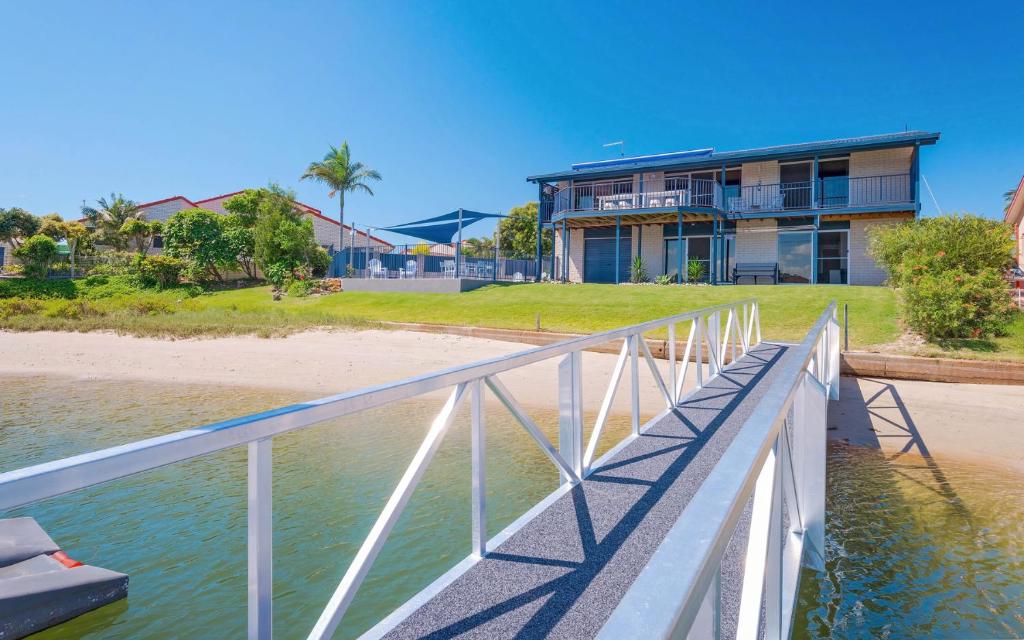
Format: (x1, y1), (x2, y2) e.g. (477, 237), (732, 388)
(817, 230), (849, 284)
(777, 231), (814, 283)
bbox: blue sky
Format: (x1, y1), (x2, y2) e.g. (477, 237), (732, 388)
(2, 1), (1022, 244)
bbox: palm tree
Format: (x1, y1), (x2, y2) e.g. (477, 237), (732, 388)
(81, 193), (144, 251)
(1004, 188), (1017, 213)
(300, 141), (381, 253)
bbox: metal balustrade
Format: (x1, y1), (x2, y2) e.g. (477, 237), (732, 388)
(728, 174), (912, 213)
(0, 298), (761, 640)
(552, 178), (722, 215)
(597, 301), (839, 640)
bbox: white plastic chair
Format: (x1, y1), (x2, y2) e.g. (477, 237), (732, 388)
(513, 271), (524, 282)
(442, 260), (456, 278)
(402, 260), (417, 279)
(368, 258), (387, 279)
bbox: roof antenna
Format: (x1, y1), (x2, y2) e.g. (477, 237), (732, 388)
(603, 141), (624, 157)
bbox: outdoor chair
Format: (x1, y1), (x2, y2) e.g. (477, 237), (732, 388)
(401, 260), (417, 279)
(442, 260), (456, 278)
(513, 272), (524, 282)
(368, 259), (387, 279)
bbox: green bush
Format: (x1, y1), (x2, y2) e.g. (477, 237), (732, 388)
(44, 299), (106, 320)
(687, 259), (705, 283)
(900, 268), (1015, 340)
(124, 296), (175, 316)
(0, 278), (77, 299)
(654, 274), (675, 285)
(870, 214), (1017, 340)
(138, 255), (185, 289)
(77, 274), (146, 299)
(0, 298), (43, 318)
(287, 278), (313, 297)
(629, 256), (648, 284)
(310, 246), (331, 278)
(13, 234), (59, 278)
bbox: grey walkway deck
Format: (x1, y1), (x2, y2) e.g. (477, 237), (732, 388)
(375, 342), (790, 640)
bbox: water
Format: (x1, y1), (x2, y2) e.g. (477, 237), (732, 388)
(0, 375), (634, 639)
(793, 442), (1024, 639)
(4, 378), (1022, 639)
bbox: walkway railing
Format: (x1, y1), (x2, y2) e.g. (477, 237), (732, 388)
(0, 299), (760, 640)
(597, 301), (839, 640)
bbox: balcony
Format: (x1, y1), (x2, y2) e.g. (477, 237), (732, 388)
(546, 173), (913, 221)
(727, 174), (912, 214)
(551, 178), (722, 217)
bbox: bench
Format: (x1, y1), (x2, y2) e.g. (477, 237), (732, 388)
(733, 262), (778, 285)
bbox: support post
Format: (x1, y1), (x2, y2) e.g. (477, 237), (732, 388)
(615, 215), (622, 284)
(912, 142), (921, 212)
(456, 208), (463, 278)
(811, 213), (820, 285)
(248, 439), (272, 640)
(676, 211), (683, 283)
(471, 379), (486, 556)
(535, 183), (544, 282)
(668, 323), (677, 404)
(562, 219), (568, 282)
(558, 351), (583, 483)
(811, 155), (819, 209)
(710, 212), (718, 284)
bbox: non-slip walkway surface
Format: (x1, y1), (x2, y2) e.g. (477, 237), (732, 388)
(377, 343), (790, 640)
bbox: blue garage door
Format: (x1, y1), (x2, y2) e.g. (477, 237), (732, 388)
(583, 226), (631, 283)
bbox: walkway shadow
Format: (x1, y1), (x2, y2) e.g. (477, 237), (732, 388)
(414, 344), (786, 639)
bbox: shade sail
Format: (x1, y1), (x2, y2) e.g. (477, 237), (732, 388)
(380, 209), (505, 243)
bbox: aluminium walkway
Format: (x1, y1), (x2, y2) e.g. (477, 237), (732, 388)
(367, 342), (790, 640)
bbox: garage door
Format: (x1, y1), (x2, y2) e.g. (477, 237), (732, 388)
(583, 226), (631, 283)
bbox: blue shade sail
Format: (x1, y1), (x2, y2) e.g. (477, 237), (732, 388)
(380, 210), (505, 243)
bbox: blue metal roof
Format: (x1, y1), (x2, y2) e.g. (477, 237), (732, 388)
(527, 131), (940, 183)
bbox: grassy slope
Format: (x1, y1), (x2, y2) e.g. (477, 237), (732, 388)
(1, 283), (901, 348)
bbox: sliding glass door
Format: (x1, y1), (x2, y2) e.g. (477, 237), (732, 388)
(664, 236), (711, 283)
(817, 230), (849, 284)
(777, 231), (814, 283)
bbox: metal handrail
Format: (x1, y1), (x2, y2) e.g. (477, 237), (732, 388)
(596, 301), (839, 640)
(0, 298), (761, 640)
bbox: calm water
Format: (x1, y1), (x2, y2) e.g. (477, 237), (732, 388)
(793, 442), (1024, 639)
(0, 375), (633, 639)
(3, 378), (1022, 639)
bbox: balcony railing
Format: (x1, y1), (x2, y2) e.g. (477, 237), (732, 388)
(728, 173), (912, 213)
(552, 178), (722, 216)
(547, 173), (913, 219)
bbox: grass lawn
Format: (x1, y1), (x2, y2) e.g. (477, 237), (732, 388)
(1, 282), (899, 347)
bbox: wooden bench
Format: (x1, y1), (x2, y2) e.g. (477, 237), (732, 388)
(733, 263), (778, 285)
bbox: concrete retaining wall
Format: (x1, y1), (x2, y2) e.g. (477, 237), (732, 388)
(343, 278), (497, 293)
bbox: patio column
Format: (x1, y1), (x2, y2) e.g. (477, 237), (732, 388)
(812, 155), (819, 209)
(456, 208), (464, 278)
(535, 183), (544, 282)
(710, 212), (718, 284)
(561, 218), (568, 282)
(615, 215), (621, 284)
(911, 142), (921, 210)
(812, 213), (820, 285)
(676, 211), (683, 284)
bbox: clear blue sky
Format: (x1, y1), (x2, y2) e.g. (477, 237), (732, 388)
(2, 1), (1022, 244)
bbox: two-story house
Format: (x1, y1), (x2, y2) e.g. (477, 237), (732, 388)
(528, 131), (939, 286)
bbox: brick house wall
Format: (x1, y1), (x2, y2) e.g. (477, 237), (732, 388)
(735, 219), (778, 263)
(568, 227), (584, 282)
(741, 161), (780, 187)
(639, 224), (664, 277)
(848, 148), (912, 179)
(849, 218), (896, 285)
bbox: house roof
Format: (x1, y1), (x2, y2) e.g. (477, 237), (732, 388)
(527, 130), (941, 183)
(1005, 175), (1024, 226)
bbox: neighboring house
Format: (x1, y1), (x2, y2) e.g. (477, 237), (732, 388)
(1004, 175), (1024, 269)
(0, 241), (14, 268)
(83, 191), (393, 254)
(529, 131), (940, 285)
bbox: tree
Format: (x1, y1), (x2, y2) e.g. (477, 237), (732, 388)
(411, 243), (431, 256)
(496, 202), (552, 258)
(164, 208), (235, 282)
(0, 207), (40, 248)
(1005, 188), (1017, 213)
(224, 185), (303, 280)
(300, 141), (381, 254)
(462, 236), (495, 257)
(120, 219), (161, 255)
(253, 207), (318, 288)
(37, 213), (66, 240)
(81, 193), (144, 250)
(14, 234), (58, 278)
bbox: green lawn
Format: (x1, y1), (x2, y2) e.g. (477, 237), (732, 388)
(0, 282), (900, 348)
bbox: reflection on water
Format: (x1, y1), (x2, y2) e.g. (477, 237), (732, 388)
(793, 442), (1024, 640)
(0, 375), (636, 639)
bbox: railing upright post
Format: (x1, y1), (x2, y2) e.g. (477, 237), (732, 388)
(829, 305), (840, 400)
(668, 324), (677, 405)
(247, 438), (273, 640)
(471, 379), (486, 557)
(695, 317), (704, 390)
(765, 437), (784, 640)
(558, 351), (584, 483)
(629, 334), (640, 435)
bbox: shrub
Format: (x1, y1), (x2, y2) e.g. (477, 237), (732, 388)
(900, 268), (1015, 340)
(43, 299), (106, 320)
(164, 208), (236, 282)
(0, 298), (43, 318)
(287, 279), (313, 297)
(77, 274), (146, 299)
(629, 256), (648, 283)
(687, 259), (705, 283)
(124, 296), (175, 316)
(0, 277), (77, 299)
(655, 274), (675, 285)
(138, 255), (185, 289)
(310, 246), (331, 278)
(13, 234), (59, 278)
(1, 263), (24, 276)
(870, 213), (1017, 340)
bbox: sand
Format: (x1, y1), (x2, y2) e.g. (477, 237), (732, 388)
(0, 329), (678, 416)
(829, 376), (1024, 474)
